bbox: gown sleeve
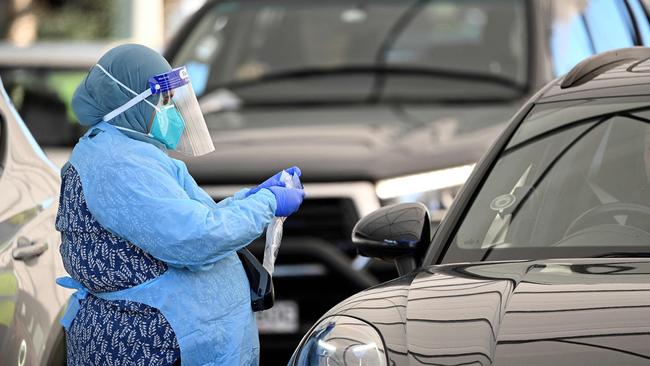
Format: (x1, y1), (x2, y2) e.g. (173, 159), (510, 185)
(78, 142), (276, 268)
(170, 158), (251, 210)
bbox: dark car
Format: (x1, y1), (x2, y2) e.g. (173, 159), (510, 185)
(164, 0), (650, 361)
(0, 78), (68, 365)
(288, 48), (650, 365)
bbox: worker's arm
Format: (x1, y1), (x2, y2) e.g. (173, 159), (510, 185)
(81, 147), (276, 268)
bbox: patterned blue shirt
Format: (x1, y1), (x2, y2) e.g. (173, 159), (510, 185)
(56, 165), (180, 365)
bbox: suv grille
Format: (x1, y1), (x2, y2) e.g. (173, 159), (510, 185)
(210, 197), (361, 257)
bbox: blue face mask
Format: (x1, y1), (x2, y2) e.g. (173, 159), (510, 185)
(150, 105), (185, 149)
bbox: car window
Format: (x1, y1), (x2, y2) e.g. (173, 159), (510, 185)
(0, 68), (86, 147)
(443, 101), (650, 263)
(171, 0), (528, 103)
(550, 0), (636, 76)
(584, 0), (635, 51)
(628, 0), (650, 45)
(388, 1), (528, 84)
(549, 2), (594, 76)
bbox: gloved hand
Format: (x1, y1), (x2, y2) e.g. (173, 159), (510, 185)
(247, 166), (302, 196)
(266, 186), (305, 217)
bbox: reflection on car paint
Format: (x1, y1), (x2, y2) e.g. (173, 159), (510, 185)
(0, 79), (70, 364)
(315, 259), (650, 365)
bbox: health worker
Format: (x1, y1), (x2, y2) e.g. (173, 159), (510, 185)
(55, 43), (305, 366)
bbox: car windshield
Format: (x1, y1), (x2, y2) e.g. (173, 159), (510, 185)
(444, 98), (650, 263)
(171, 0), (528, 104)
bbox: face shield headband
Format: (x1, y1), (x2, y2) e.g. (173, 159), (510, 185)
(97, 64), (159, 122)
(96, 64), (215, 156)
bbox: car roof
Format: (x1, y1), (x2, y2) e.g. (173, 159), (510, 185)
(0, 42), (111, 69)
(538, 47), (650, 104)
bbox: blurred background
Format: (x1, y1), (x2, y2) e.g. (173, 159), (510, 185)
(0, 0), (203, 47)
(0, 0), (205, 166)
(3, 0), (650, 364)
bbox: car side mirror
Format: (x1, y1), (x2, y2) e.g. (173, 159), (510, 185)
(352, 202), (432, 276)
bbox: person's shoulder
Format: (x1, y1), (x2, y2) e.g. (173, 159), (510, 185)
(169, 157), (189, 172)
(71, 128), (173, 172)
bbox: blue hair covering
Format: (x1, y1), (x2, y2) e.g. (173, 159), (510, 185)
(72, 44), (172, 133)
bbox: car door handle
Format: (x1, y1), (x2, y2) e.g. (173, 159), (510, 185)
(12, 237), (48, 260)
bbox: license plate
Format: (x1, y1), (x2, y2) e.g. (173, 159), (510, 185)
(256, 300), (299, 334)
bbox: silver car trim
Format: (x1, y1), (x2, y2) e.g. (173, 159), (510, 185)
(272, 264), (328, 277)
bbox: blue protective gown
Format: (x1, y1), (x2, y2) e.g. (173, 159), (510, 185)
(57, 163), (181, 365)
(57, 121), (276, 365)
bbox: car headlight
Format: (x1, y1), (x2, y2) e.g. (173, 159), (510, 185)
(375, 164), (475, 213)
(292, 315), (387, 366)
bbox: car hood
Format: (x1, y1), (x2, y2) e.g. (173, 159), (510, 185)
(181, 103), (520, 184)
(324, 258), (650, 365)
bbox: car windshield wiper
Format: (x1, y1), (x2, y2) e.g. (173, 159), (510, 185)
(204, 65), (526, 96)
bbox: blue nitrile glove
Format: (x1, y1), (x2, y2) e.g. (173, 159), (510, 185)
(266, 186), (305, 217)
(247, 166), (302, 196)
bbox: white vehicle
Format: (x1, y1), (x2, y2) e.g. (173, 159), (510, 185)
(0, 77), (69, 365)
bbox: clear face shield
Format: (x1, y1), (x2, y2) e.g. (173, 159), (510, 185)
(100, 65), (215, 157)
(148, 67), (215, 156)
